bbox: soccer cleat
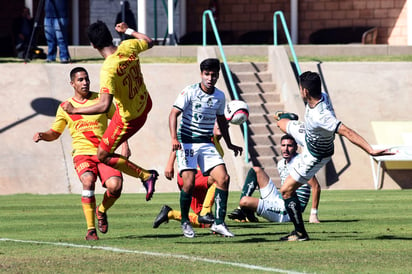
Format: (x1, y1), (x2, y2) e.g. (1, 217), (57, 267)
(243, 208), (259, 223)
(143, 170), (159, 201)
(279, 231), (309, 242)
(198, 212), (215, 224)
(153, 205), (172, 228)
(309, 214), (320, 223)
(96, 207), (108, 234)
(85, 229), (99, 240)
(181, 221), (195, 238)
(211, 223), (234, 237)
(228, 208), (247, 222)
(274, 111), (299, 121)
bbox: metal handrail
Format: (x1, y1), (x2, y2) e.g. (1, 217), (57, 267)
(202, 10), (249, 163)
(273, 11), (301, 75)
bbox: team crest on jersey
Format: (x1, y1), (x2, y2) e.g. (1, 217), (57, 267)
(207, 98), (213, 107)
(193, 113), (203, 121)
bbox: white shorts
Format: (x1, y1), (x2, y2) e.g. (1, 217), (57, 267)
(287, 121), (331, 184)
(176, 142), (224, 176)
(256, 179), (290, 223)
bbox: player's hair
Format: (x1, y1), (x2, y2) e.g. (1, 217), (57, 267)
(200, 58), (220, 72)
(70, 67), (88, 81)
(299, 71), (321, 97)
(87, 20), (113, 50)
(280, 134), (297, 149)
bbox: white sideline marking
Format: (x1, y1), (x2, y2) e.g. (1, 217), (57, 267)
(0, 238), (305, 274)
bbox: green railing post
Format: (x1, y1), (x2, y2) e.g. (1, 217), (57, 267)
(202, 10), (249, 164)
(273, 11), (301, 75)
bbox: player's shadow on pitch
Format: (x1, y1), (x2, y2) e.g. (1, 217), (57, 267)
(376, 235), (412, 240)
(0, 97), (61, 134)
(311, 219), (360, 223)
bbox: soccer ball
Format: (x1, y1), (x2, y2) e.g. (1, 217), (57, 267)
(224, 100), (249, 125)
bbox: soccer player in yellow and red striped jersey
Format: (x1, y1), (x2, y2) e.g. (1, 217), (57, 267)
(34, 67), (129, 240)
(62, 20), (158, 201)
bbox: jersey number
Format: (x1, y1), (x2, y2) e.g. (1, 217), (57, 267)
(184, 149), (194, 158)
(123, 64), (143, 99)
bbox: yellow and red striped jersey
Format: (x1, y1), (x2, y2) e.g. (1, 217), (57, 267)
(99, 39), (151, 122)
(51, 92), (116, 157)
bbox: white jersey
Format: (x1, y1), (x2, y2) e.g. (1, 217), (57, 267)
(173, 83), (225, 143)
(277, 154), (311, 210)
(304, 92), (341, 158)
(277, 156), (297, 184)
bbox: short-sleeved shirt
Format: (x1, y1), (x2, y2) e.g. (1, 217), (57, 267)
(277, 154), (311, 209)
(304, 92), (341, 158)
(173, 84), (226, 143)
(99, 39), (150, 122)
(51, 92), (115, 157)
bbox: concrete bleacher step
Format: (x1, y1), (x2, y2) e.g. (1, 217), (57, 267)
(247, 102), (283, 114)
(248, 114), (273, 124)
(247, 134), (282, 146)
(228, 61), (285, 184)
(228, 62), (268, 73)
(249, 145), (280, 158)
(237, 82), (277, 94)
(240, 92), (280, 104)
(248, 123), (274, 135)
(234, 71), (272, 83)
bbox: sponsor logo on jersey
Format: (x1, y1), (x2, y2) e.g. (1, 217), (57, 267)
(116, 53), (137, 76)
(75, 120), (100, 131)
(207, 98), (213, 107)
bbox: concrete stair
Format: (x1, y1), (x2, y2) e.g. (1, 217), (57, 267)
(228, 62), (285, 185)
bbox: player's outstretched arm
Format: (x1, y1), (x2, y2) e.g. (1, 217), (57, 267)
(216, 115), (243, 156)
(337, 124), (395, 156)
(62, 93), (113, 115)
(33, 130), (60, 143)
(115, 22), (154, 48)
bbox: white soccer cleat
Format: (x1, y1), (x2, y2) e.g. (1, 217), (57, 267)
(211, 223), (234, 237)
(181, 221), (195, 238)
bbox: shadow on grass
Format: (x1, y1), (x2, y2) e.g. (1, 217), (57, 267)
(311, 219), (360, 223)
(376, 235), (412, 240)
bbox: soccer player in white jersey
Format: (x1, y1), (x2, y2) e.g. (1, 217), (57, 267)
(228, 134), (321, 223)
(275, 71), (394, 241)
(169, 58), (243, 238)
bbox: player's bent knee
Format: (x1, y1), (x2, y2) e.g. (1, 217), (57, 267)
(239, 196), (249, 207)
(97, 148), (110, 163)
(80, 172), (96, 189)
(105, 177), (123, 196)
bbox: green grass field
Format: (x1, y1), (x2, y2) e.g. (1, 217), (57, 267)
(1, 190), (412, 273)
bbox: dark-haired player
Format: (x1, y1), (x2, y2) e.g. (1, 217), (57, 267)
(34, 67), (128, 240)
(274, 71), (393, 241)
(62, 21), (158, 201)
(169, 58), (243, 237)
